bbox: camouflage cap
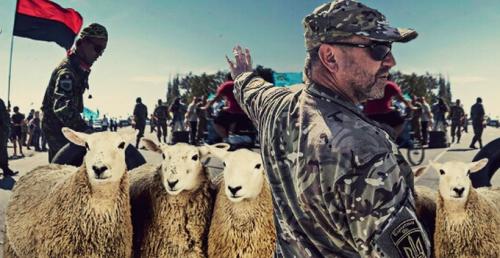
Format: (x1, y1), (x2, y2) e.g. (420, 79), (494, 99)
(80, 23), (108, 40)
(303, 0), (417, 50)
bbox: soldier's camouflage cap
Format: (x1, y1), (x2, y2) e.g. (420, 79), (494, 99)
(303, 0), (417, 50)
(80, 23), (108, 40)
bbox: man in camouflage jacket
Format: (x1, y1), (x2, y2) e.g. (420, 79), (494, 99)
(226, 1), (430, 257)
(41, 23), (108, 162)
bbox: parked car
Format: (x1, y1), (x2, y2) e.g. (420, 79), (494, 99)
(92, 119), (104, 132)
(119, 119), (131, 127)
(487, 119), (499, 128)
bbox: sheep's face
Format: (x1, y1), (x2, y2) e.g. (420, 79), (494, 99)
(223, 149), (264, 203)
(430, 159), (488, 203)
(206, 144), (265, 203)
(142, 139), (210, 196)
(62, 128), (135, 185)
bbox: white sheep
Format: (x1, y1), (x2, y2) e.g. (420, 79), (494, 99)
(4, 128), (135, 258)
(129, 139), (214, 258)
(428, 158), (500, 258)
(206, 143), (275, 258)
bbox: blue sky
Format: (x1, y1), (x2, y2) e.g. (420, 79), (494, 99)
(0, 0), (499, 119)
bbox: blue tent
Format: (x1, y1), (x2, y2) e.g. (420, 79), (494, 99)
(82, 107), (99, 121)
(273, 72), (303, 87)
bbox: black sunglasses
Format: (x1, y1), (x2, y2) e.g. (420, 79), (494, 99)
(85, 39), (105, 55)
(328, 42), (392, 61)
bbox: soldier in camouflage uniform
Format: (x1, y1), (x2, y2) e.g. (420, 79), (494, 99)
(41, 23), (108, 162)
(0, 98), (18, 176)
(226, 1), (431, 257)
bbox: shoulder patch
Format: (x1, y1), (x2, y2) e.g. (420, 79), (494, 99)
(58, 73), (73, 92)
(391, 219), (428, 258)
(59, 79), (72, 91)
(374, 205), (431, 258)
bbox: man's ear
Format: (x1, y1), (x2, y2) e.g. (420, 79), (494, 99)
(318, 44), (339, 73)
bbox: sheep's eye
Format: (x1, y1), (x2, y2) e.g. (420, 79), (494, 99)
(162, 154), (166, 159)
(255, 164), (261, 169)
(118, 142), (126, 149)
(223, 162), (226, 167)
(85, 142), (90, 151)
(439, 169), (445, 175)
(192, 154), (198, 161)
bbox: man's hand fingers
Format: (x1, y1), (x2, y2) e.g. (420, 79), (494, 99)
(226, 55), (235, 70)
(245, 48), (252, 68)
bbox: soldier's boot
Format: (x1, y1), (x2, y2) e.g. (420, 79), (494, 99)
(1, 165), (18, 177)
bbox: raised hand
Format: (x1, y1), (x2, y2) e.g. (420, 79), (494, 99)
(226, 45), (253, 79)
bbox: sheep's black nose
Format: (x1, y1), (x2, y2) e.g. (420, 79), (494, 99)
(228, 186), (242, 196)
(168, 180), (179, 189)
(453, 187), (465, 196)
(92, 165), (108, 176)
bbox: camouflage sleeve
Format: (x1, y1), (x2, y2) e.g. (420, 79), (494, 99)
(233, 72), (292, 131)
(52, 71), (86, 130)
(332, 151), (431, 258)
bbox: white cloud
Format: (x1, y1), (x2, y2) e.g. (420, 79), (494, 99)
(450, 76), (488, 85)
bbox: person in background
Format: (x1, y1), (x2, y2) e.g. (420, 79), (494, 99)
(196, 96), (208, 144)
(153, 99), (170, 143)
(410, 95), (422, 142)
(419, 96), (433, 145)
(203, 73), (252, 142)
(469, 97), (485, 149)
(133, 97), (148, 148)
(431, 97), (449, 131)
(149, 114), (156, 133)
(0, 98), (18, 176)
(25, 109), (35, 149)
(169, 97), (186, 132)
(10, 106), (25, 158)
(448, 99), (465, 143)
(185, 96), (200, 145)
(462, 113), (468, 133)
(101, 115), (109, 131)
(363, 79), (413, 137)
(28, 111), (42, 151)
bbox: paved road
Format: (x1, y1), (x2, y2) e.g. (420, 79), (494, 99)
(0, 126), (498, 255)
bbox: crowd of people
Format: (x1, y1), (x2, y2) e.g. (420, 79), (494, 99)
(2, 106), (48, 158)
(132, 74), (255, 148)
(363, 80), (487, 149)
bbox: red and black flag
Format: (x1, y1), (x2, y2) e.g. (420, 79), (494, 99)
(13, 0), (83, 50)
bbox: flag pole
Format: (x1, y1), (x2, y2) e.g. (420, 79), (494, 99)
(7, 0), (19, 110)
(7, 32), (15, 110)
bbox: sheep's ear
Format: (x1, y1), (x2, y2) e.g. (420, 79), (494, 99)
(469, 158), (488, 173)
(142, 138), (161, 153)
(205, 143), (230, 159)
(61, 127), (87, 146)
(428, 160), (442, 175)
(198, 145), (210, 158)
(413, 166), (427, 178)
(117, 127), (138, 145)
